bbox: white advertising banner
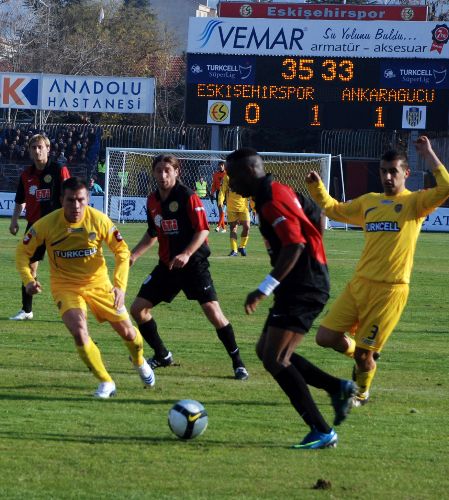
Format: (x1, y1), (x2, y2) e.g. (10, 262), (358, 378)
(188, 18), (449, 58)
(41, 75), (155, 113)
(0, 73), (155, 113)
(0, 192), (103, 216)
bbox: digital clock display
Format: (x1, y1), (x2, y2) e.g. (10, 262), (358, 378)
(185, 54), (449, 130)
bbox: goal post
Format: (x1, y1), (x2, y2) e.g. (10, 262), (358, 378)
(104, 147), (332, 223)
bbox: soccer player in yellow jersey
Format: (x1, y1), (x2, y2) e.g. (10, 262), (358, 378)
(306, 136), (449, 407)
(218, 173), (251, 256)
(16, 177), (155, 398)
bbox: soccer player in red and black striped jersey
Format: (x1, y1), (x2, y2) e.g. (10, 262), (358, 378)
(9, 134), (71, 321)
(129, 154), (249, 380)
(226, 148), (356, 449)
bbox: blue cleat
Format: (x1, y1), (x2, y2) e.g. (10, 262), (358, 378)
(292, 428), (338, 450)
(238, 247), (247, 256)
(331, 380), (357, 425)
(228, 251), (239, 257)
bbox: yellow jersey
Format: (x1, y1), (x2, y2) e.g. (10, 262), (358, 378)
(308, 165), (449, 284)
(218, 174), (250, 213)
(16, 206), (130, 291)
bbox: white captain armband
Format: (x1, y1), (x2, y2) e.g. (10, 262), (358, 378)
(257, 274), (280, 296)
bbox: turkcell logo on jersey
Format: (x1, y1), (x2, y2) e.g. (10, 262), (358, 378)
(192, 18), (304, 52)
(187, 54), (255, 84)
(54, 248), (97, 258)
(365, 221), (400, 232)
(380, 60), (449, 88)
(0, 74), (39, 109)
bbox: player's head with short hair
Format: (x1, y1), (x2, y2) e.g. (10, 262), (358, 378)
(29, 134), (50, 149)
(381, 149), (409, 171)
(152, 154), (180, 172)
(152, 154), (181, 194)
(62, 176), (88, 194)
(226, 148), (265, 197)
(218, 160), (225, 170)
(380, 149), (410, 196)
(61, 177), (89, 223)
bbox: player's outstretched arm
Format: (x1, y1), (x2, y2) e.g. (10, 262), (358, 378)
(415, 136), (443, 171)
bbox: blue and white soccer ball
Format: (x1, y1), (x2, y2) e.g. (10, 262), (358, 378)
(168, 399), (208, 440)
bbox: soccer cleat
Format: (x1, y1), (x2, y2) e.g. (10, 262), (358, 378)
(352, 392), (370, 408)
(94, 381), (116, 399)
(148, 351), (173, 369)
(292, 428), (338, 450)
(228, 251), (239, 257)
(221, 228), (227, 233)
(238, 247), (247, 256)
(135, 359), (156, 388)
(9, 310), (33, 321)
(331, 380), (357, 425)
(234, 366), (249, 381)
(215, 226), (220, 232)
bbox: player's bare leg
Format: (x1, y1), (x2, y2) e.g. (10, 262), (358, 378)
(62, 308), (115, 397)
(316, 325), (355, 358)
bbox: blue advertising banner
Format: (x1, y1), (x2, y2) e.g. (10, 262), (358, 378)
(187, 54), (256, 84)
(380, 60), (449, 88)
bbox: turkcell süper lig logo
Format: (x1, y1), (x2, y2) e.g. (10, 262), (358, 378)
(197, 19), (304, 51)
(0, 76), (39, 108)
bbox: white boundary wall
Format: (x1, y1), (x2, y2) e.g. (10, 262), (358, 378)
(1, 192), (448, 231)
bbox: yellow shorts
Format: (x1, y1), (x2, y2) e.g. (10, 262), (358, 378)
(227, 210), (250, 223)
(52, 281), (130, 323)
(321, 276), (409, 352)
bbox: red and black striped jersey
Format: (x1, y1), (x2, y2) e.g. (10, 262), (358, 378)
(255, 175), (329, 296)
(146, 182), (210, 266)
(15, 161), (71, 224)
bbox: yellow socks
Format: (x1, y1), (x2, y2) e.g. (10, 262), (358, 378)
(76, 338), (112, 382)
(355, 365), (377, 397)
(240, 236), (249, 249)
(231, 237), (238, 252)
(124, 327), (145, 366)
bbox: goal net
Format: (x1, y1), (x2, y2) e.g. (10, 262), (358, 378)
(104, 148), (331, 223)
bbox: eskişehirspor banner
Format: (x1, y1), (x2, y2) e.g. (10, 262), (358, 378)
(187, 18), (449, 58)
(0, 73), (155, 113)
(218, 2), (428, 21)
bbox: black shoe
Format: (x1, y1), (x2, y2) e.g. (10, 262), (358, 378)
(234, 366), (249, 380)
(148, 351), (173, 369)
(331, 380), (357, 426)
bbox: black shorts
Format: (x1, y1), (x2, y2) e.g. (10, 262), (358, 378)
(25, 221), (46, 263)
(264, 290), (328, 334)
(137, 260), (218, 306)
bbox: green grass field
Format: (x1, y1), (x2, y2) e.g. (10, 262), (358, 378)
(0, 219), (448, 499)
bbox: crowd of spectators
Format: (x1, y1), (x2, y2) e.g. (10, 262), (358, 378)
(0, 125), (99, 191)
(0, 125), (97, 165)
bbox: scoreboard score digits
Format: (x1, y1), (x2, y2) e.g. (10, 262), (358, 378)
(185, 54), (449, 130)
